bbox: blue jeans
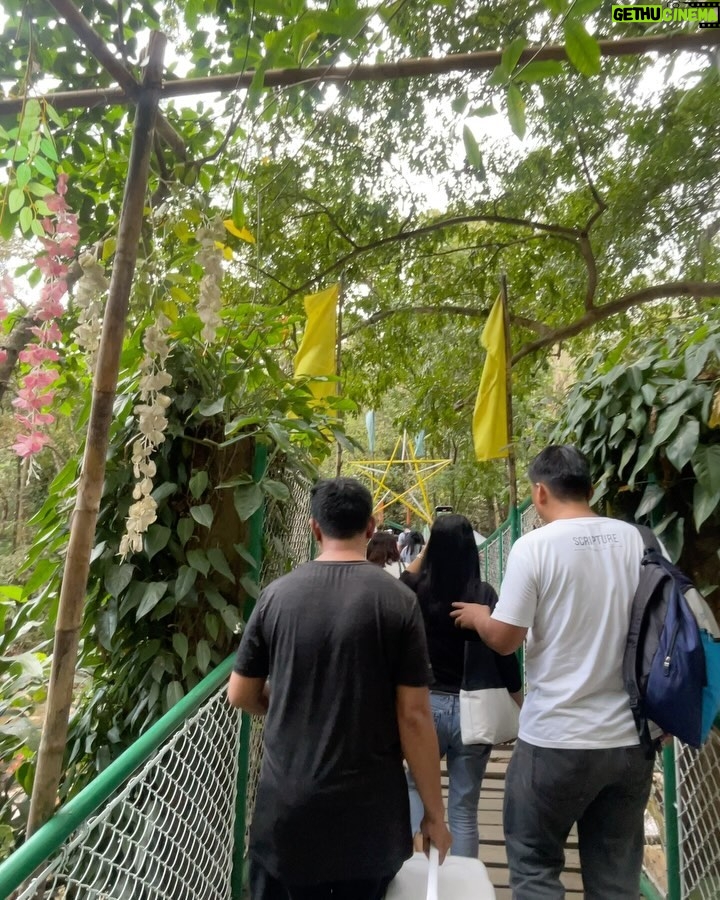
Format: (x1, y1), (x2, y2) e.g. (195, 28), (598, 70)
(406, 691), (491, 857)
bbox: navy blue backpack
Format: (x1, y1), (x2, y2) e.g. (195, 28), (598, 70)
(623, 526), (720, 752)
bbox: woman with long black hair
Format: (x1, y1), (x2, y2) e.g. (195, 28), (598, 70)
(400, 513), (522, 857)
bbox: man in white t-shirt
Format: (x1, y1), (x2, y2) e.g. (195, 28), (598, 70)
(451, 445), (655, 899)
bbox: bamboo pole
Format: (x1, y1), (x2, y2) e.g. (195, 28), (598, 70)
(500, 274), (519, 524)
(1, 30), (718, 115)
(335, 276), (345, 478)
(25, 31), (167, 838)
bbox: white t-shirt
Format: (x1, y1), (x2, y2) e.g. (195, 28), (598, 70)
(492, 516), (646, 749)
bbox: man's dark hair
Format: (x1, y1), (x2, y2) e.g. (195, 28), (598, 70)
(310, 477), (373, 539)
(528, 445), (592, 502)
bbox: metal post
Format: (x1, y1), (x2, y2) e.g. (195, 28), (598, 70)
(664, 741), (682, 900)
(230, 441), (268, 898)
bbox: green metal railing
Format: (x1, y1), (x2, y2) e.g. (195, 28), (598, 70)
(0, 656), (240, 899)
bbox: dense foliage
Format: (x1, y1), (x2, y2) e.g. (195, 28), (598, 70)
(554, 318), (720, 605)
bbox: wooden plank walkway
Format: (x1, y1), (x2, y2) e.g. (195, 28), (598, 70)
(442, 747), (584, 899)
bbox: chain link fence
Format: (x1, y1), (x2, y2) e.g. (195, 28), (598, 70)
(4, 683), (240, 900)
(243, 469), (313, 855)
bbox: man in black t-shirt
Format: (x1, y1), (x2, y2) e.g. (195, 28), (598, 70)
(228, 477), (451, 900)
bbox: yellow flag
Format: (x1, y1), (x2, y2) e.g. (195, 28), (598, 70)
(293, 284), (339, 400)
(472, 295), (509, 461)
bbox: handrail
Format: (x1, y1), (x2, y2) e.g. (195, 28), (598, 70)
(477, 498), (532, 551)
(0, 654), (235, 899)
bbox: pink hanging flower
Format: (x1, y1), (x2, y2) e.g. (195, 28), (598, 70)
(12, 432), (51, 458)
(19, 346), (60, 365)
(12, 172), (78, 464)
(31, 321), (62, 343)
(0, 349), (7, 365)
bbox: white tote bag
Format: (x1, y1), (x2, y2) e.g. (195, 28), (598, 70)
(459, 686), (519, 746)
(386, 846), (496, 899)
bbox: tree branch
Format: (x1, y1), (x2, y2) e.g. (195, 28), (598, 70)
(286, 213), (579, 300)
(343, 304), (553, 338)
(46, 0), (187, 160)
(512, 281), (720, 363)
(4, 31), (719, 114)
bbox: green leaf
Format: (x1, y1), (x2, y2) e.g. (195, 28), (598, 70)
(15, 163), (31, 190)
(196, 639), (211, 673)
(189, 470), (209, 499)
(468, 104), (496, 118)
(204, 585), (227, 611)
(234, 543), (257, 567)
(96, 599), (118, 652)
(570, 0), (605, 16)
(220, 605), (241, 633)
(145, 524), (171, 560)
(234, 483), (264, 521)
(175, 565), (197, 601)
(563, 20), (601, 77)
(628, 441), (655, 487)
(462, 125), (485, 175)
(135, 582), (168, 621)
(262, 479), (291, 502)
(205, 612), (220, 642)
(19, 207), (33, 234)
(165, 681), (184, 709)
(187, 549), (210, 576)
(104, 563), (134, 598)
(207, 548), (235, 582)
(635, 482), (665, 519)
(151, 482), (178, 502)
(240, 575), (260, 600)
(514, 60), (564, 83)
(665, 419), (699, 472)
(232, 190), (245, 228)
(190, 504), (214, 528)
(177, 518), (194, 546)
(8, 188), (24, 214)
(501, 36), (527, 75)
(507, 84), (527, 140)
(693, 482), (720, 531)
(172, 632), (189, 662)
(652, 403), (690, 449)
(692, 445), (720, 494)
(198, 397), (225, 417)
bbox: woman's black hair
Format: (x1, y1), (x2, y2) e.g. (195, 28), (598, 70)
(418, 514), (480, 608)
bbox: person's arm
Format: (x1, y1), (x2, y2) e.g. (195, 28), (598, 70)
(227, 675), (270, 714)
(228, 599), (270, 711)
(396, 685), (452, 862)
(404, 546), (425, 575)
(450, 602), (527, 655)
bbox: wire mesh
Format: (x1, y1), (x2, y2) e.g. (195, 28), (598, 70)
(12, 686), (240, 900)
(243, 471), (313, 853)
(677, 730), (720, 898)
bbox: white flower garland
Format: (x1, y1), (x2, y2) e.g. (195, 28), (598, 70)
(119, 314), (173, 559)
(74, 253), (108, 373)
(195, 220), (225, 343)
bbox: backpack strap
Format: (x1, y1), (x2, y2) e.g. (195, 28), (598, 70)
(635, 523), (662, 554)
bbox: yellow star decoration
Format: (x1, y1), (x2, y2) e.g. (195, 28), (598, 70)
(347, 437), (452, 525)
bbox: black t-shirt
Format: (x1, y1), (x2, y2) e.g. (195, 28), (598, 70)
(234, 560), (431, 885)
(400, 570), (521, 695)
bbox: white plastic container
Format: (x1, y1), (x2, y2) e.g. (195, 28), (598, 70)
(386, 846), (496, 899)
